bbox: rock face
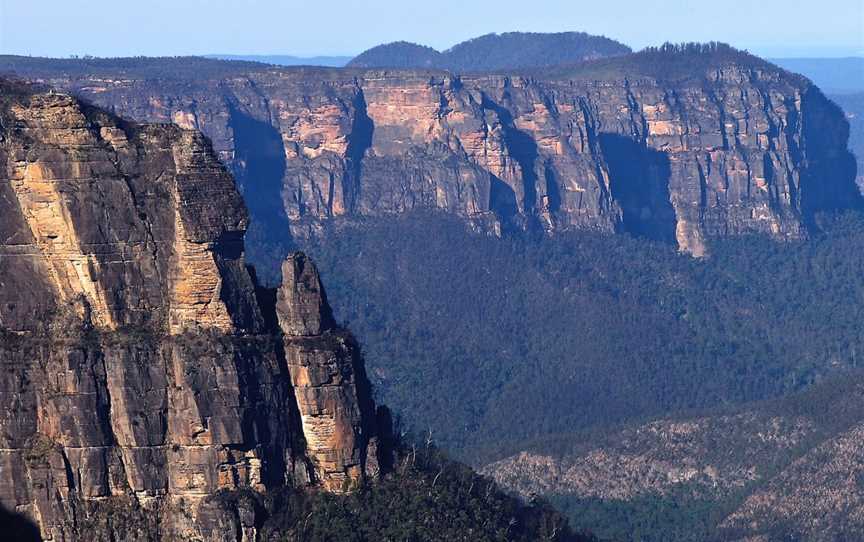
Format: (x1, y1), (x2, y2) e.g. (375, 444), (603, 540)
(4, 51), (859, 261)
(276, 253), (380, 491)
(0, 79), (385, 541)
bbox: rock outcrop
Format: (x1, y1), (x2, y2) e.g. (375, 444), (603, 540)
(276, 253), (381, 491)
(0, 79), (386, 541)
(2, 49), (859, 262)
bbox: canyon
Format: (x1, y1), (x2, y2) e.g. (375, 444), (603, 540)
(1, 41), (863, 541)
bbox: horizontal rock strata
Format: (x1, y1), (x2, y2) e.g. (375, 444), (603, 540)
(8, 56), (859, 258)
(0, 80), (386, 541)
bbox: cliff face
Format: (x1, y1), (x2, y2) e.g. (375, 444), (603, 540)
(0, 80), (385, 541)
(11, 55), (859, 260)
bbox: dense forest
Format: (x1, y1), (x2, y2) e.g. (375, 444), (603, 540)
(536, 42), (797, 81)
(292, 211), (864, 464)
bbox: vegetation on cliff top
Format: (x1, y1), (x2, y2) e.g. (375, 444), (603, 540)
(0, 55), (279, 79)
(533, 42), (802, 82)
(258, 446), (593, 541)
(1, 41), (807, 88)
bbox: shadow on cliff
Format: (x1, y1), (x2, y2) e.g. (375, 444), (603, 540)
(481, 95), (547, 229)
(0, 505), (40, 542)
(599, 133), (677, 243)
(799, 86), (864, 225)
(227, 103), (294, 277)
(345, 89), (375, 214)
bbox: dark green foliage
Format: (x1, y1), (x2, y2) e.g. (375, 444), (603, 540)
(347, 42), (444, 69)
(258, 447), (592, 541)
(442, 32), (631, 72)
(549, 491), (729, 542)
(537, 42), (801, 83)
(299, 211), (864, 463)
(346, 32), (631, 72)
(0, 55), (280, 80)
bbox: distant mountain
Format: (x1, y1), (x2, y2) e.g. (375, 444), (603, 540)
(771, 57), (864, 93)
(347, 31), (631, 71)
(207, 53), (352, 67)
(442, 31), (632, 71)
(346, 41), (443, 69)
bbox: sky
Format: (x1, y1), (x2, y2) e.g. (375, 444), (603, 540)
(1, 0), (862, 59)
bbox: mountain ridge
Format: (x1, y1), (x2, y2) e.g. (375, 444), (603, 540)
(347, 31), (632, 71)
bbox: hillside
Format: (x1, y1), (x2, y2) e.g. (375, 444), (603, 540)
(346, 31), (631, 70)
(485, 371), (864, 540)
(347, 41), (444, 69)
(535, 42), (794, 82)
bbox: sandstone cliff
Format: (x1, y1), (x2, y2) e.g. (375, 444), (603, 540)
(0, 79), (386, 541)
(2, 48), (858, 262)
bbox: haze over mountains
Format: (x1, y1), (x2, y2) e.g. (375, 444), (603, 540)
(202, 32), (864, 94)
(206, 54), (353, 67)
(1, 27), (864, 541)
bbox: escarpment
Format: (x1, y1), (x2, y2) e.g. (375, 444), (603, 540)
(0, 80), (388, 541)
(4, 51), (859, 262)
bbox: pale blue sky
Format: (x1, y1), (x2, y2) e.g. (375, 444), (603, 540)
(1, 0), (862, 58)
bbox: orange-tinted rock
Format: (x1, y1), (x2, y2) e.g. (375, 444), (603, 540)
(14, 59), (858, 258)
(277, 253), (378, 492)
(0, 80), (387, 540)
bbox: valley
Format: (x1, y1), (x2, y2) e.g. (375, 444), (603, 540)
(0, 27), (862, 541)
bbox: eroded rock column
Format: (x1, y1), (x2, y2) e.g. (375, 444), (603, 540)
(276, 252), (377, 491)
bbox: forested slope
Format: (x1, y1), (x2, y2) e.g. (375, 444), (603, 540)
(299, 211), (864, 462)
